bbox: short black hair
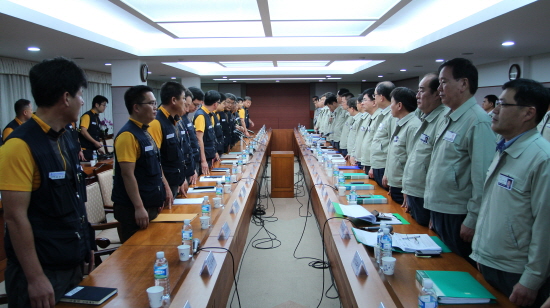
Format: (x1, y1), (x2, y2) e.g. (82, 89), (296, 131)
(219, 92), (227, 102)
(225, 93), (237, 101)
(438, 58), (478, 95)
(312, 95), (319, 100)
(14, 99), (31, 116)
(188, 86), (205, 101)
(92, 95), (108, 108)
(347, 97), (358, 111)
(160, 81), (186, 105)
(244, 96), (252, 101)
(484, 94), (498, 107)
(344, 93), (354, 99)
(29, 57), (87, 108)
(184, 89), (193, 99)
(391, 87), (417, 113)
(236, 97), (244, 103)
(502, 78), (550, 123)
(323, 92), (334, 105)
(204, 90), (221, 106)
(424, 73), (440, 94)
(363, 88), (375, 101)
(337, 88), (350, 96)
(376, 81), (396, 101)
(325, 94), (337, 105)
(124, 85), (153, 114)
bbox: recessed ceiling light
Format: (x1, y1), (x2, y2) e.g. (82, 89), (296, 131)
(233, 81), (237, 82)
(400, 69), (407, 72)
(362, 80), (366, 82)
(171, 77), (176, 79)
(104, 63), (112, 66)
(27, 47), (40, 51)
(435, 59), (444, 62)
(276, 80), (280, 83)
(148, 71), (152, 74)
(326, 75), (331, 78)
(378, 75), (383, 78)
(502, 41), (515, 46)
(319, 80), (323, 82)
(222, 76), (227, 79)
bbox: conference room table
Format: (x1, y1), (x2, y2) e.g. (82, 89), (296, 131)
(293, 129), (515, 308)
(58, 132), (271, 307)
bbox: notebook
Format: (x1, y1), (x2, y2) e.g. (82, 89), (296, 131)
(60, 286), (117, 305)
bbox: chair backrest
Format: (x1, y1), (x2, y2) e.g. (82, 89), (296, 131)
(96, 169), (114, 206)
(105, 138), (114, 154)
(85, 182), (107, 224)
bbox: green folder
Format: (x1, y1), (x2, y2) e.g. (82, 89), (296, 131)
(343, 173), (368, 180)
(415, 270), (496, 304)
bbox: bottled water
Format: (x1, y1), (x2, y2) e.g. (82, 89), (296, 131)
(375, 223), (387, 264)
(225, 170), (231, 184)
(201, 196), (211, 218)
(349, 186), (357, 202)
(232, 162), (238, 175)
(92, 150), (98, 161)
(418, 279), (438, 308)
(216, 180), (223, 196)
(380, 227), (393, 259)
(181, 219), (193, 249)
(154, 251), (170, 304)
(338, 171), (345, 187)
(242, 149), (248, 164)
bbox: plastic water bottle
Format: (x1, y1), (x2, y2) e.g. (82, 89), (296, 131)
(201, 196), (211, 218)
(181, 219), (193, 248)
(92, 150), (98, 161)
(225, 170), (231, 183)
(242, 149), (248, 164)
(216, 179), (223, 196)
(338, 171), (345, 187)
(418, 279), (438, 308)
(332, 164), (339, 186)
(154, 251), (170, 304)
(232, 162), (238, 175)
(349, 186), (357, 202)
(375, 223), (387, 264)
(380, 227), (393, 259)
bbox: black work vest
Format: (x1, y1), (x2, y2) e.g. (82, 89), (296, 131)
(112, 120), (165, 208)
(79, 110), (101, 149)
(183, 115), (200, 163)
(177, 120), (196, 177)
(213, 112), (224, 152)
(5, 118), (92, 270)
(244, 107), (250, 129)
(156, 111), (186, 187)
(4, 118), (20, 132)
(193, 109), (217, 159)
(66, 122), (80, 146)
(220, 111), (232, 146)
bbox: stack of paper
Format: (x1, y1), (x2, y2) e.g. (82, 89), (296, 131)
(352, 229), (441, 253)
(199, 176), (224, 182)
(187, 187), (216, 193)
(173, 198), (203, 205)
(356, 195), (388, 204)
(334, 203), (376, 223)
(343, 173), (368, 180)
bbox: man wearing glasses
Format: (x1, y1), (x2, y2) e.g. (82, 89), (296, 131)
(471, 78), (550, 307)
(112, 85), (172, 243)
(79, 95), (107, 160)
(424, 58), (495, 264)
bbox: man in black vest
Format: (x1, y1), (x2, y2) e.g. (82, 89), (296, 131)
(111, 85), (172, 243)
(188, 87), (204, 176)
(182, 89), (199, 185)
(214, 94), (226, 156)
(244, 96), (255, 129)
(193, 90), (220, 175)
(0, 57), (95, 307)
(148, 81), (190, 198)
(221, 93), (236, 153)
(2, 98), (33, 142)
(79, 95), (108, 160)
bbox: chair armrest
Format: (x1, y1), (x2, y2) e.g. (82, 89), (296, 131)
(90, 221), (120, 231)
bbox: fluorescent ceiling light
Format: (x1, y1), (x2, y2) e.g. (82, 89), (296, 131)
(277, 61), (329, 67)
(435, 59), (444, 62)
(104, 63), (112, 66)
(159, 21), (264, 38)
(362, 80), (366, 82)
(27, 47), (40, 51)
(268, 0), (399, 20)
(502, 41), (515, 46)
(378, 75), (383, 77)
(400, 69), (407, 71)
(327, 77), (342, 80)
(171, 77), (176, 79)
(121, 0), (260, 22)
(213, 77), (329, 81)
(220, 61), (273, 68)
(272, 21), (374, 37)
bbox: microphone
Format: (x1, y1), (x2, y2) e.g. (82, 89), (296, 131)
(360, 225), (394, 232)
(192, 238), (200, 254)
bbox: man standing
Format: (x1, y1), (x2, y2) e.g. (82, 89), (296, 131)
(243, 96), (254, 129)
(79, 95), (108, 160)
(327, 89), (349, 149)
(312, 95), (320, 126)
(339, 93), (354, 156)
(401, 73), (448, 226)
(214, 96), (226, 156)
(221, 93), (236, 153)
(424, 58), (495, 261)
(112, 85), (172, 243)
(148, 81), (189, 199)
(194, 90), (220, 175)
(2, 98), (33, 141)
(537, 107), (550, 142)
(358, 89), (380, 174)
(382, 87), (421, 204)
(237, 97), (249, 137)
(181, 89), (199, 185)
(0, 57), (94, 307)
(471, 78), (550, 307)
(482, 94), (498, 117)
(188, 87), (204, 176)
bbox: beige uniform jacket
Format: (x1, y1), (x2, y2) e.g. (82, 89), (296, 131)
(370, 106), (395, 169)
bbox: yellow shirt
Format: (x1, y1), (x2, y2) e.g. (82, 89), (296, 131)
(2, 118), (22, 141)
(79, 109), (97, 129)
(194, 106), (214, 133)
(0, 115), (53, 191)
(238, 108), (245, 119)
(114, 118), (158, 163)
(148, 106), (174, 149)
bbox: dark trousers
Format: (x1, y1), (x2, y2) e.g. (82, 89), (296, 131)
(113, 203), (160, 243)
(333, 142), (339, 150)
(341, 149), (348, 157)
(479, 264), (550, 308)
(407, 195), (430, 227)
(6, 260), (82, 307)
(170, 185), (179, 199)
(364, 165), (371, 176)
(430, 211), (475, 266)
(82, 148), (95, 161)
(389, 186), (404, 204)
(372, 168), (387, 191)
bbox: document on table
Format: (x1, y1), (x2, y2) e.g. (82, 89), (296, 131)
(352, 229), (441, 253)
(221, 154), (239, 159)
(199, 176), (224, 182)
(151, 213), (198, 222)
(173, 198), (203, 205)
(337, 204), (376, 223)
(187, 187), (216, 193)
(220, 160), (238, 165)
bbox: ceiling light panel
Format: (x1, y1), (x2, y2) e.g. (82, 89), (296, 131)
(269, 0), (400, 20)
(272, 21), (374, 37)
(160, 21), (264, 38)
(121, 0), (260, 22)
(277, 61), (330, 67)
(220, 61), (274, 68)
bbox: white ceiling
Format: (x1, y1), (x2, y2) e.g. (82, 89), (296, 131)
(0, 0), (549, 84)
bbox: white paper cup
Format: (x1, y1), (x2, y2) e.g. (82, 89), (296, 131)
(146, 286), (164, 308)
(224, 184), (232, 194)
(178, 245), (191, 261)
(230, 175), (237, 183)
(200, 216), (210, 229)
(338, 186), (346, 196)
(381, 256), (396, 275)
(90, 159), (97, 167)
(213, 197), (222, 209)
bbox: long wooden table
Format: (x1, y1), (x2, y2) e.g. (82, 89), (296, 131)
(294, 129), (515, 308)
(58, 132), (271, 307)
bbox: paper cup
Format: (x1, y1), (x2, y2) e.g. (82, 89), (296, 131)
(200, 216), (210, 229)
(338, 186), (346, 196)
(178, 245), (191, 261)
(146, 286), (164, 308)
(213, 197), (222, 209)
(381, 256), (396, 275)
(224, 184), (232, 194)
(230, 175), (237, 183)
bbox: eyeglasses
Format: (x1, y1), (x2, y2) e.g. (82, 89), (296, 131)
(495, 100), (530, 108)
(137, 102), (157, 106)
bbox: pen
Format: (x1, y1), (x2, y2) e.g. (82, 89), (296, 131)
(193, 186), (215, 190)
(405, 235), (421, 240)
